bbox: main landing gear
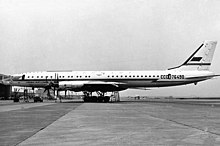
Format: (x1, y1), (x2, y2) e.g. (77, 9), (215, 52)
(83, 91), (110, 103)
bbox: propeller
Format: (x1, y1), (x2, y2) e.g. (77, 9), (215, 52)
(53, 73), (59, 95)
(44, 85), (51, 96)
(53, 73), (56, 96)
(44, 76), (50, 96)
(44, 73), (59, 97)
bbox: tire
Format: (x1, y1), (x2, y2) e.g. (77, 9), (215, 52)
(104, 96), (110, 103)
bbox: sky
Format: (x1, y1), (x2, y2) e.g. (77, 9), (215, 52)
(0, 0), (220, 97)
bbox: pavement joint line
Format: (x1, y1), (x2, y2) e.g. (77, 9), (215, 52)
(142, 101), (220, 107)
(166, 118), (220, 137)
(14, 103), (79, 146)
(140, 111), (220, 137)
(0, 102), (57, 112)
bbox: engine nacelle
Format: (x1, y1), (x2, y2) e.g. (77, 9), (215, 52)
(59, 81), (87, 90)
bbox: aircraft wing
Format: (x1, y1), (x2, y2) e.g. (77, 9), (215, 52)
(81, 81), (127, 92)
(59, 81), (127, 92)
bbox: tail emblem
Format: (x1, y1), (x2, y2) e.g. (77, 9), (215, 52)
(168, 41), (217, 70)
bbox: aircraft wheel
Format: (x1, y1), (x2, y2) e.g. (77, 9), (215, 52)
(104, 96), (110, 103)
(97, 97), (104, 103)
(91, 96), (98, 102)
(83, 96), (89, 102)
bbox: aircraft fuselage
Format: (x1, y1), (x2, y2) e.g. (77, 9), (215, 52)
(9, 70), (214, 92)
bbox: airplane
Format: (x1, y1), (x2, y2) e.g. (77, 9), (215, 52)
(0, 40), (219, 102)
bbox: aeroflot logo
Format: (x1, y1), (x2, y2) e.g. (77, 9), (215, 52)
(190, 57), (202, 62)
(161, 74), (184, 79)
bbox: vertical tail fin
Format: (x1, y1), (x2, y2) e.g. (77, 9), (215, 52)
(168, 40), (217, 71)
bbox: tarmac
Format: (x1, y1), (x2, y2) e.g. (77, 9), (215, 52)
(1, 98), (220, 145)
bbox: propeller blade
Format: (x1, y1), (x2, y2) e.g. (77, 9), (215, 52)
(54, 73), (57, 83)
(57, 74), (59, 85)
(54, 86), (56, 95)
(53, 73), (59, 95)
(57, 89), (59, 96)
(47, 89), (50, 96)
(65, 90), (67, 98)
